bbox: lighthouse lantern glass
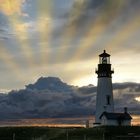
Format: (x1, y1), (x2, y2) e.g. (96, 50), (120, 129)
(100, 56), (110, 64)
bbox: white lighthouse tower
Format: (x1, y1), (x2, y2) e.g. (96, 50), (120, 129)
(95, 50), (114, 124)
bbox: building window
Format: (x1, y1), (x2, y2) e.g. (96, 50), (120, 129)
(106, 95), (110, 105)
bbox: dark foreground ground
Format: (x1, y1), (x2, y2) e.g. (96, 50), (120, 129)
(0, 126), (140, 140)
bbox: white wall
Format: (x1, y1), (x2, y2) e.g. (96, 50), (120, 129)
(100, 116), (131, 126)
(95, 78), (114, 123)
(86, 120), (94, 128)
(121, 120), (131, 126)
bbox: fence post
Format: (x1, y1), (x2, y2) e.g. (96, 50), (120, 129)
(13, 133), (15, 140)
(103, 132), (105, 140)
(84, 134), (86, 140)
(66, 129), (69, 140)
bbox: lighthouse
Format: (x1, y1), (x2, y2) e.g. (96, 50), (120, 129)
(95, 50), (114, 124)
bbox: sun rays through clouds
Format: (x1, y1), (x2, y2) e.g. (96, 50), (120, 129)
(0, 0), (140, 89)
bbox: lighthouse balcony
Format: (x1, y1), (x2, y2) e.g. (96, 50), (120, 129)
(95, 68), (114, 78)
(95, 68), (114, 74)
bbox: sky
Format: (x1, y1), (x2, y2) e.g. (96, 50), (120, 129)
(0, 0), (140, 90)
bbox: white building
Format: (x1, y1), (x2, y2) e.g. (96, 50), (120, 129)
(100, 108), (132, 126)
(94, 50), (132, 126)
(86, 120), (94, 128)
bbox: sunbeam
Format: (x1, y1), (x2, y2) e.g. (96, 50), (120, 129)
(37, 0), (53, 69)
(9, 17), (36, 68)
(67, 0), (127, 62)
(55, 0), (88, 62)
(0, 42), (25, 81)
(0, 0), (140, 90)
(105, 15), (140, 52)
(0, 0), (22, 15)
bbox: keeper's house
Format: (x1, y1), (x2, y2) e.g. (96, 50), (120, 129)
(100, 108), (132, 126)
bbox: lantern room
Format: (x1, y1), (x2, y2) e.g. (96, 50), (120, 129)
(99, 50), (110, 64)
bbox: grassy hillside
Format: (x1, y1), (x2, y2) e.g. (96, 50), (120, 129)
(0, 126), (140, 140)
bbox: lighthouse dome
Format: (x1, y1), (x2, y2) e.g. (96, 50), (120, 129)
(99, 50), (110, 57)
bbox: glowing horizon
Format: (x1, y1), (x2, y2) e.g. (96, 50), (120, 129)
(0, 115), (139, 127)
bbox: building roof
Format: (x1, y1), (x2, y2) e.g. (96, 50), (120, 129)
(100, 112), (132, 120)
(99, 50), (110, 57)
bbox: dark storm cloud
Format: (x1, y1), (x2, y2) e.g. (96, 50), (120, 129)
(0, 77), (96, 119)
(71, 0), (140, 25)
(113, 82), (140, 91)
(5, 0), (139, 67)
(49, 0), (140, 65)
(0, 77), (139, 119)
(50, 0), (104, 39)
(113, 82), (140, 114)
(70, 0), (104, 26)
(114, 93), (140, 114)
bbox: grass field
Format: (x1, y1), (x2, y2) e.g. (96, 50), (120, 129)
(0, 126), (140, 140)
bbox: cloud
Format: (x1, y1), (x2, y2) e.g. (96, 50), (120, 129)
(0, 0), (26, 16)
(0, 77), (95, 119)
(0, 12), (10, 39)
(0, 0), (140, 91)
(48, 0), (140, 65)
(0, 77), (139, 119)
(113, 83), (140, 114)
